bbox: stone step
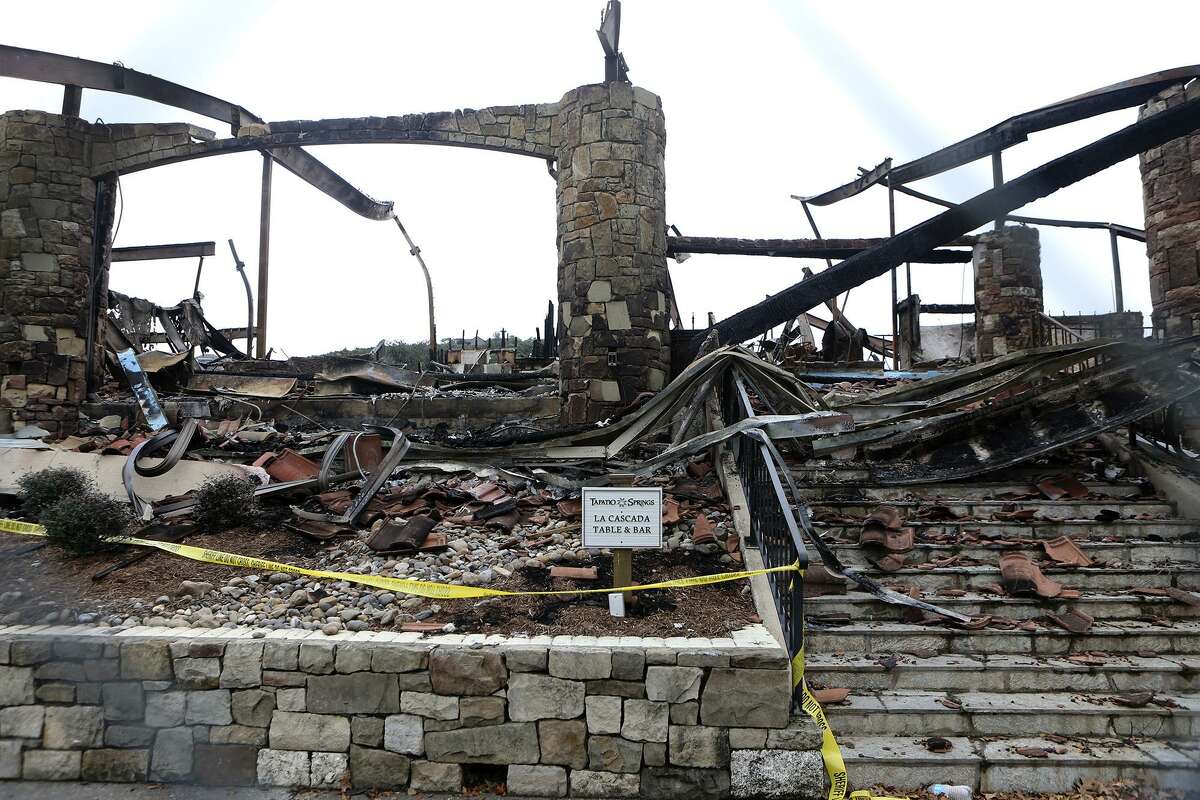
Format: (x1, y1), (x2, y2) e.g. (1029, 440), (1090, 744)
(822, 689), (1200, 739)
(829, 539), (1200, 568)
(830, 537), (1200, 568)
(807, 590), (1200, 623)
(813, 518), (1200, 541)
(837, 735), (1198, 793)
(810, 499), (1176, 521)
(805, 620), (1200, 657)
(803, 652), (1200, 693)
(794, 480), (1149, 502)
(839, 564), (1200, 593)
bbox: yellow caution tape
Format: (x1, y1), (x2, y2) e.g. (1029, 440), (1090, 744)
(793, 571), (908, 800)
(0, 518), (49, 535)
(0, 518), (798, 600)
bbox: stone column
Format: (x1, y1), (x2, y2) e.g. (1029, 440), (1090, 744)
(972, 225), (1042, 361)
(0, 110), (108, 436)
(1139, 81), (1200, 338)
(553, 84), (669, 424)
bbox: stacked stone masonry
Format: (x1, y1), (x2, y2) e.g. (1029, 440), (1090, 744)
(7, 83), (669, 429)
(1139, 81), (1200, 338)
(972, 225), (1043, 361)
(91, 108), (559, 177)
(554, 84), (670, 423)
(0, 111), (110, 435)
(0, 627), (822, 798)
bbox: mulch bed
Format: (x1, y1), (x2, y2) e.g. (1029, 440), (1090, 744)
(0, 526), (758, 638)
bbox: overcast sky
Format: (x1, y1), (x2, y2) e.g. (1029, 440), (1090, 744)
(3, 1), (1197, 356)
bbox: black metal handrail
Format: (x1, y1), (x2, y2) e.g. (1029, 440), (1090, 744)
(1131, 402), (1198, 466)
(722, 368), (809, 706)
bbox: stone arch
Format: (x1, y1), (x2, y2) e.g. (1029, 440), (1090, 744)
(90, 106), (560, 178)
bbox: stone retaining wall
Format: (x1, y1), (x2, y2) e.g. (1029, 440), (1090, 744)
(0, 625), (821, 798)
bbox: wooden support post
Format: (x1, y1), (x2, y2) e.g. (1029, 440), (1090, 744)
(610, 473), (635, 606)
(61, 84), (82, 117)
(991, 151), (1005, 230)
(255, 153), (273, 359)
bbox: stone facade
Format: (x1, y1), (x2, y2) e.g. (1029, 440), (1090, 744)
(554, 84), (671, 424)
(972, 225), (1043, 361)
(0, 111), (111, 435)
(0, 627), (820, 798)
(5, 83), (671, 432)
(1139, 81), (1200, 338)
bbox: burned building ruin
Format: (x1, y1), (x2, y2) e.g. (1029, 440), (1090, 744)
(1, 6), (1200, 798)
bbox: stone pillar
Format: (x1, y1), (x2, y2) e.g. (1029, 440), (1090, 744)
(0, 111), (108, 435)
(972, 225), (1042, 361)
(1139, 82), (1200, 338)
(553, 84), (669, 424)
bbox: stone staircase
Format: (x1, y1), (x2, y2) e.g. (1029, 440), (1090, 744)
(795, 465), (1200, 793)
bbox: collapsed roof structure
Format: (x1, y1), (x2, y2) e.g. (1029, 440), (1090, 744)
(1, 3), (1199, 795)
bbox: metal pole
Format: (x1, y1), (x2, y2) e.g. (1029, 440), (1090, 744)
(227, 240), (254, 353)
(255, 153), (272, 359)
(1109, 228), (1124, 313)
(887, 177), (898, 367)
(391, 215), (437, 361)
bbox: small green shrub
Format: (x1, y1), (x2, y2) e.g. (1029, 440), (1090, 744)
(17, 467), (95, 516)
(192, 474), (261, 532)
(40, 492), (133, 556)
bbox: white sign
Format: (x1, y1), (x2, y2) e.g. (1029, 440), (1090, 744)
(581, 486), (663, 549)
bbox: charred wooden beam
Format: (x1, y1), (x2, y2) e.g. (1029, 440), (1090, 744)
(921, 303), (975, 315)
(793, 158), (891, 206)
(802, 65), (1200, 205)
(0, 44), (392, 220)
(141, 327), (248, 344)
(667, 236), (972, 263)
(710, 93), (1200, 351)
(887, 180), (1147, 242)
(112, 242), (216, 262)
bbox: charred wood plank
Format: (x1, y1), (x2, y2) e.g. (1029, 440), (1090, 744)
(667, 236), (971, 263)
(794, 158), (891, 205)
(710, 93), (1200, 352)
(112, 242), (216, 262)
(888, 181), (1147, 242)
(921, 303), (975, 314)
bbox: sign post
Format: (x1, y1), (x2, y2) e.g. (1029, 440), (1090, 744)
(582, 475), (662, 616)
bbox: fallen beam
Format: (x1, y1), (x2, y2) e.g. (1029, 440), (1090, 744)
(801, 65), (1200, 205)
(111, 242), (216, 262)
(869, 339), (1200, 484)
(0, 44), (392, 221)
(886, 180), (1147, 242)
(709, 92), (1200, 351)
(667, 236), (971, 263)
(140, 327), (247, 344)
